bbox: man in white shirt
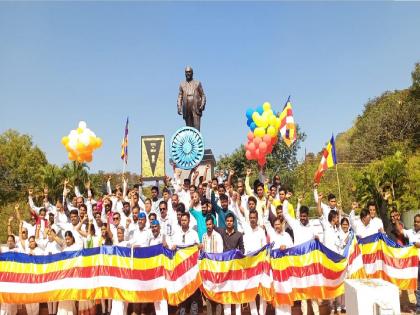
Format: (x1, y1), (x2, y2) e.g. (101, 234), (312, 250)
(317, 193), (340, 253)
(236, 209), (267, 315)
(144, 220), (169, 315)
(156, 201), (175, 238)
(283, 200), (316, 246)
(202, 215), (223, 253)
(171, 212), (199, 248)
(282, 200), (319, 315)
(201, 215), (223, 315)
(129, 213), (150, 248)
(313, 186), (337, 217)
(55, 209), (84, 247)
(367, 201), (384, 232)
(262, 212), (293, 315)
(171, 212), (200, 315)
(349, 208), (383, 238)
(263, 211), (293, 250)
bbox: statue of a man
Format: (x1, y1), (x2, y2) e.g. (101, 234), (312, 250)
(177, 66), (206, 131)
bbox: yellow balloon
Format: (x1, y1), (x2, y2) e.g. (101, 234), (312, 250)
(254, 127), (266, 138)
(61, 136), (69, 145)
(262, 102), (271, 111)
(77, 128), (83, 134)
(275, 117), (281, 129)
(267, 126), (276, 137)
(269, 115), (277, 126)
(76, 142), (84, 151)
(252, 112), (259, 122)
(260, 117), (268, 129)
(96, 138), (102, 148)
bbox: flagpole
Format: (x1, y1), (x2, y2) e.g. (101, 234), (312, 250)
(335, 163), (343, 204)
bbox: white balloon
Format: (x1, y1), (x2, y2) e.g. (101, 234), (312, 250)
(69, 130), (77, 137)
(68, 138), (77, 150)
(78, 121), (87, 129)
(80, 132), (90, 146)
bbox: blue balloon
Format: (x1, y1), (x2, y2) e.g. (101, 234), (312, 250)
(250, 122), (256, 131)
(246, 118), (253, 127)
(246, 108), (254, 120)
(257, 106), (264, 115)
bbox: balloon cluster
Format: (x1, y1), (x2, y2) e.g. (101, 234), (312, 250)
(61, 121), (102, 163)
(245, 102), (279, 166)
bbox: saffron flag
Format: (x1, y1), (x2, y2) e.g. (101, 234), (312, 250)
(0, 245), (200, 305)
(314, 135), (337, 184)
(278, 97), (297, 147)
(270, 239), (347, 306)
(357, 233), (419, 290)
(199, 245), (272, 304)
(121, 117), (129, 164)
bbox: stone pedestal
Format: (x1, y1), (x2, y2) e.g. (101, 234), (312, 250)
(176, 149), (216, 184)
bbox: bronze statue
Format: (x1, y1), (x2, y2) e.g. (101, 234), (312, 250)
(177, 66), (206, 131)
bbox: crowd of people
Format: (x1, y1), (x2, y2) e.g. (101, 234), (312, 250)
(1, 164), (419, 315)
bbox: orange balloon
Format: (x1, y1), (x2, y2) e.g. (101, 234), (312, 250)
(85, 154), (93, 163)
(68, 152), (76, 161)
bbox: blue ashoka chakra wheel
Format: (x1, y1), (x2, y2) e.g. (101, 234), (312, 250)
(171, 127), (205, 170)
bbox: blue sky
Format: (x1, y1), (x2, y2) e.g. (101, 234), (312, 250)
(0, 2), (419, 174)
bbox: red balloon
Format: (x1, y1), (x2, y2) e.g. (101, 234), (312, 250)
(258, 157), (266, 166)
(271, 136), (278, 145)
(244, 142), (249, 151)
(255, 148), (261, 158)
(253, 137), (262, 146)
(259, 142), (267, 154)
(247, 131), (255, 141)
(248, 142), (256, 153)
(267, 144), (273, 153)
(245, 150), (252, 160)
(263, 135), (271, 144)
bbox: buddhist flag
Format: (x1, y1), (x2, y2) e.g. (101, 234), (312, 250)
(278, 96), (297, 147)
(314, 135), (337, 183)
(121, 117), (129, 164)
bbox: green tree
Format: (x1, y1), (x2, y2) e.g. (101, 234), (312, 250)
(0, 130), (48, 203)
(40, 164), (65, 202)
(62, 162), (90, 191)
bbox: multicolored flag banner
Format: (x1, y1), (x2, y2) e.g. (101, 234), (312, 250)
(199, 245), (272, 304)
(0, 244), (200, 305)
(343, 231), (367, 279)
(271, 239), (347, 306)
(0, 235), (418, 304)
(314, 134), (337, 184)
(278, 96), (297, 147)
(357, 232), (418, 290)
(120, 117), (129, 164)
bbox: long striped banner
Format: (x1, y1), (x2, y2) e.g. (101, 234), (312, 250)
(271, 240), (347, 306)
(0, 233), (418, 304)
(0, 244), (200, 305)
(199, 245), (272, 304)
(357, 233), (418, 290)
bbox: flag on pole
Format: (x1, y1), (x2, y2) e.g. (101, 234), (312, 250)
(314, 135), (337, 183)
(121, 117), (129, 164)
(278, 96), (297, 147)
